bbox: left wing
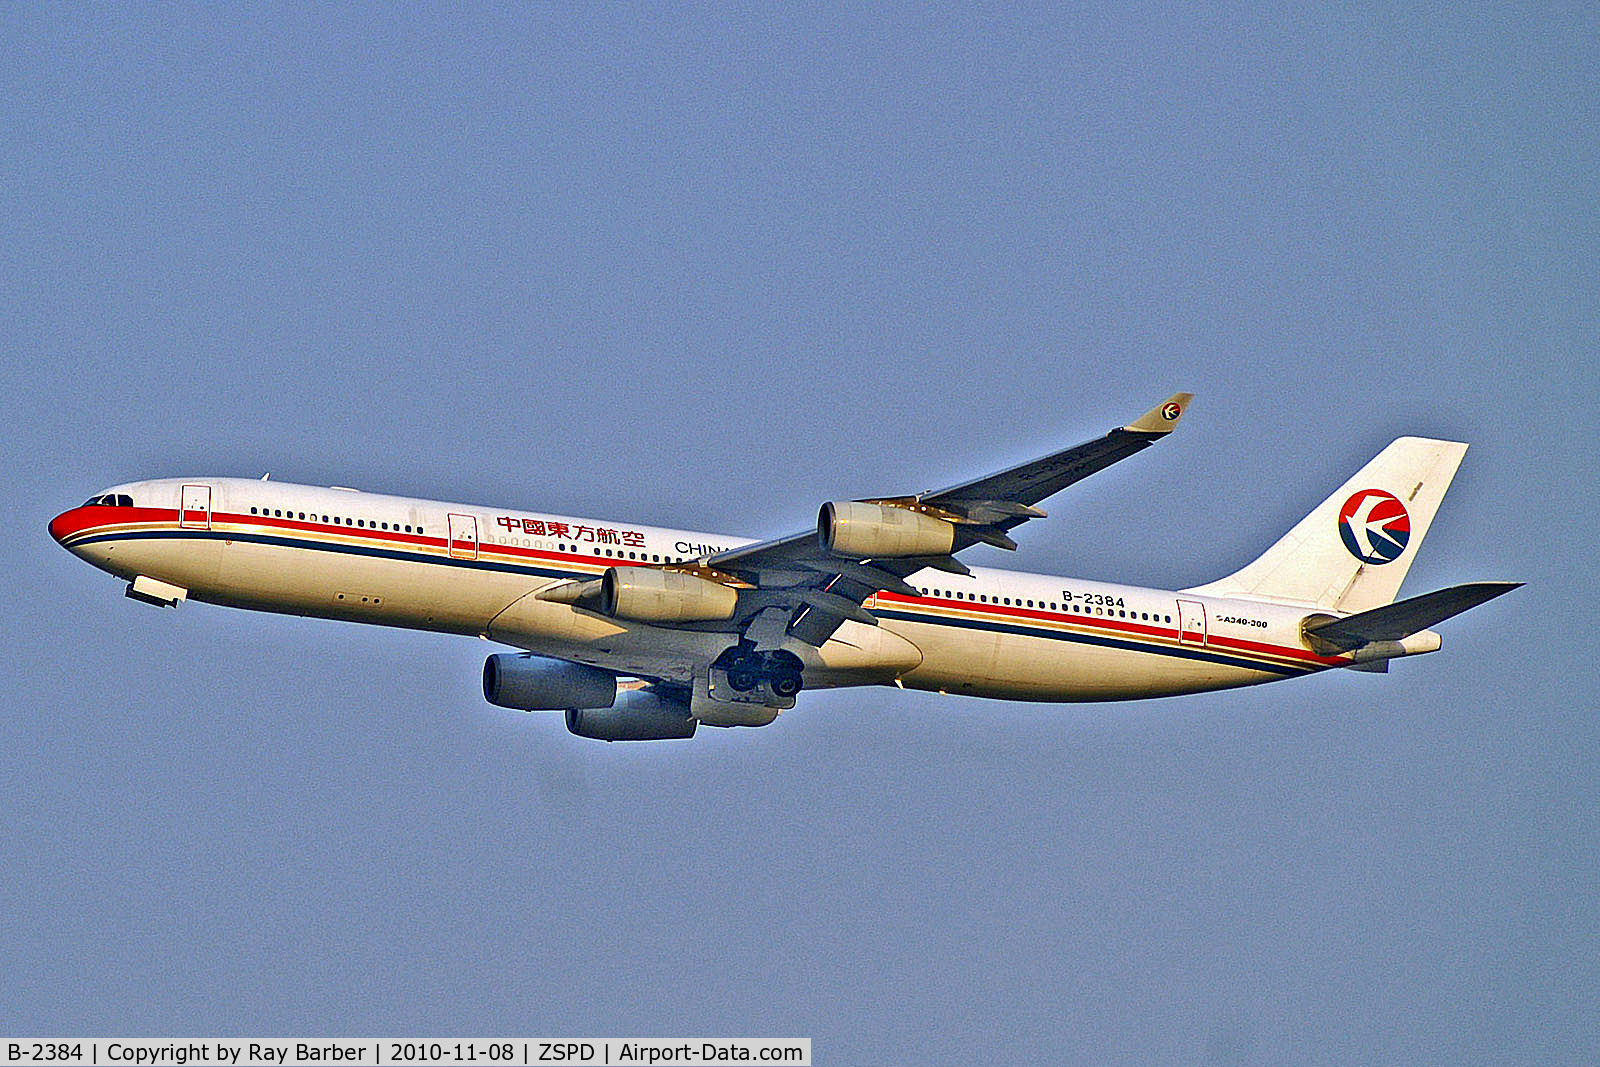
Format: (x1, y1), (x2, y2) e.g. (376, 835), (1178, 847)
(701, 392), (1194, 646)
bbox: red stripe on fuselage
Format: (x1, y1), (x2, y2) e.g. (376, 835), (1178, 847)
(873, 591), (1342, 668)
(53, 506), (1344, 669)
(49, 505), (170, 543)
(53, 505), (661, 573)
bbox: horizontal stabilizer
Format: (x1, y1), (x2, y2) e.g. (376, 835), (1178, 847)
(1305, 581), (1521, 651)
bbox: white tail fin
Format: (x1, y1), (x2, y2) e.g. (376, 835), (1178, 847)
(1187, 437), (1468, 612)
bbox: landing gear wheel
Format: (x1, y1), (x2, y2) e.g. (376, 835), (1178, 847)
(726, 663), (761, 692)
(770, 670), (802, 699)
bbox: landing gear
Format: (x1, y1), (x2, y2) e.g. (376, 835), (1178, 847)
(713, 645), (805, 699)
(769, 669), (802, 699)
(726, 661), (762, 692)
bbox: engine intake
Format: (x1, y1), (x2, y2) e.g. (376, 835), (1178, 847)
(601, 567), (738, 622)
(566, 690), (697, 741)
(819, 501), (956, 558)
(483, 654), (617, 711)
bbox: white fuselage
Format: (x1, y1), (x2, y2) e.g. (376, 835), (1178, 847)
(51, 477), (1350, 701)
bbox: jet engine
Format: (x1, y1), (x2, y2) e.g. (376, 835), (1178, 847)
(600, 567), (738, 622)
(819, 501), (956, 558)
(566, 690), (697, 741)
(482, 654), (617, 711)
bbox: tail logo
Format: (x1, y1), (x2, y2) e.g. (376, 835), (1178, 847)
(1339, 490), (1411, 564)
(1161, 402), (1183, 421)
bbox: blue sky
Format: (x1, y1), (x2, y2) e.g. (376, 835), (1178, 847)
(4, 4), (1596, 1062)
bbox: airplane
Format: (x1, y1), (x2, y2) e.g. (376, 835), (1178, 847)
(49, 395), (1518, 741)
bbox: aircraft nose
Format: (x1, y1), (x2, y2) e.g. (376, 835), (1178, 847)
(49, 506), (88, 549)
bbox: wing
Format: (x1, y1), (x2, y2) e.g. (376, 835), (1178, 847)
(701, 392), (1194, 646)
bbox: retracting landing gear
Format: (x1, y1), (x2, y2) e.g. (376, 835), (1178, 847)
(695, 644), (802, 727)
(713, 644), (804, 699)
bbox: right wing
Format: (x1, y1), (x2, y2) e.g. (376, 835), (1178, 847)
(701, 392), (1195, 645)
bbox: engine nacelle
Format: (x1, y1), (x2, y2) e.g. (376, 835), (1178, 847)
(819, 501), (956, 558)
(482, 654), (617, 711)
(600, 566), (738, 622)
(566, 690), (698, 741)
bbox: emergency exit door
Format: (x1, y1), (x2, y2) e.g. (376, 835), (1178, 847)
(448, 513), (479, 560)
(180, 484), (211, 530)
(1177, 599), (1207, 646)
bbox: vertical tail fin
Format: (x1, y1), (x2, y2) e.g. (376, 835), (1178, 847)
(1187, 437), (1468, 612)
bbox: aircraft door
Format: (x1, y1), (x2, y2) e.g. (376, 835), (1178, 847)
(180, 484), (211, 530)
(448, 513), (479, 560)
(1177, 599), (1207, 646)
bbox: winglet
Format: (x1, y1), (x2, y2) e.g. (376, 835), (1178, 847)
(1120, 391), (1196, 435)
(1123, 393), (1194, 434)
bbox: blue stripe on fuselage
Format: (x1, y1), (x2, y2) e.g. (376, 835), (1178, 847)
(870, 606), (1310, 677)
(75, 527), (1314, 677)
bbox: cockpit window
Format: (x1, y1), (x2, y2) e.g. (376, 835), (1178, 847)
(80, 494), (134, 507)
